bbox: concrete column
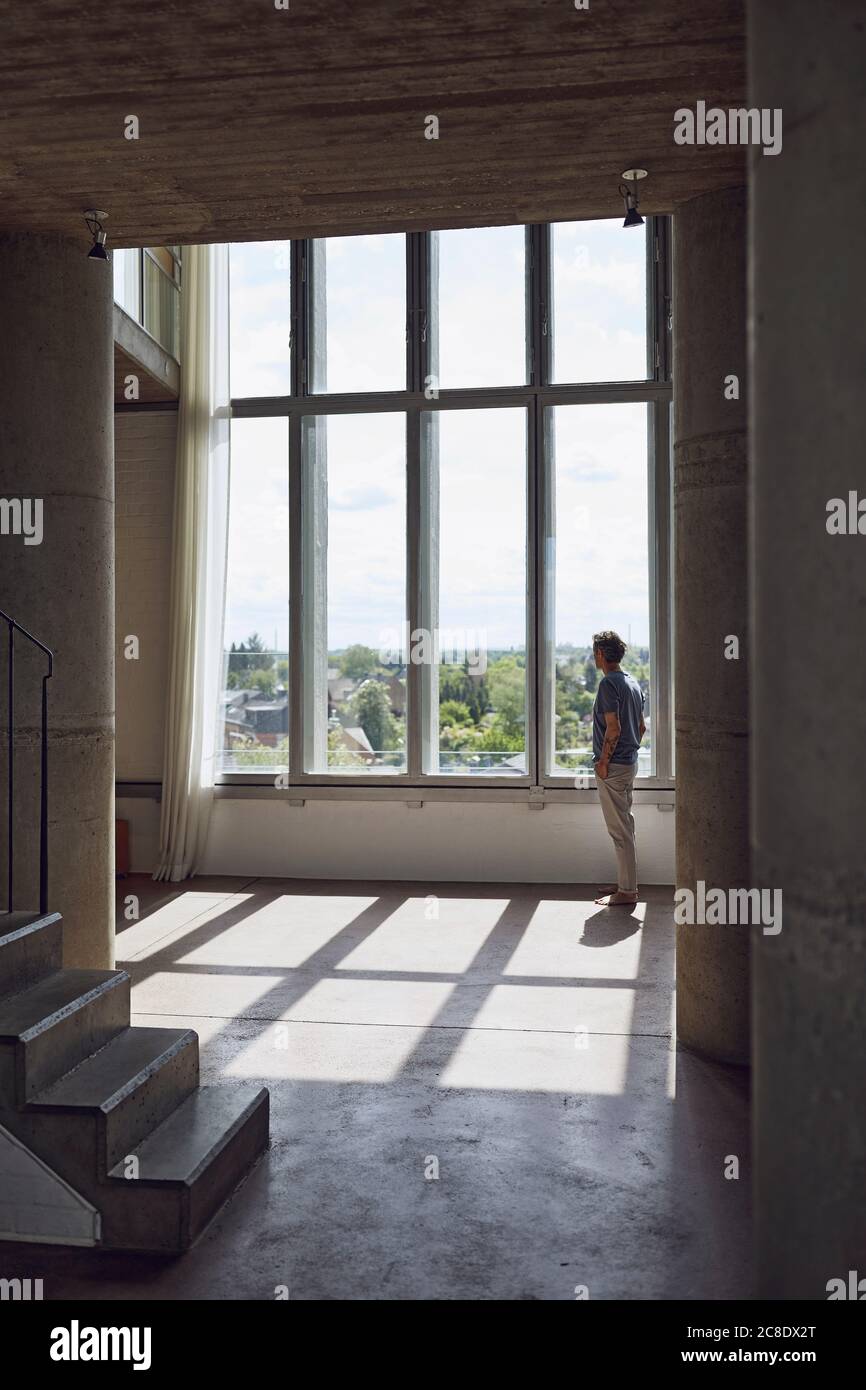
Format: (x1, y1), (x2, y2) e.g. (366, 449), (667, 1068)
(749, 1), (866, 1298)
(0, 234), (114, 969)
(673, 187), (750, 1064)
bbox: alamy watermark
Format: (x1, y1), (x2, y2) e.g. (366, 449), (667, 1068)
(0, 497), (43, 546)
(1, 1277), (43, 1300)
(826, 491), (866, 535)
(674, 880), (782, 935)
(827, 1270), (866, 1300)
(674, 101), (782, 157)
(378, 623), (487, 674)
(50, 1321), (151, 1371)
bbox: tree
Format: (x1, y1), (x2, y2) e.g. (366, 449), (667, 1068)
(474, 718), (525, 754)
(248, 667), (277, 697)
(583, 657), (597, 692)
(440, 663), (489, 724)
(350, 679), (397, 752)
(439, 699), (472, 728)
(488, 657), (525, 739)
(229, 633), (273, 679)
(340, 644), (380, 680)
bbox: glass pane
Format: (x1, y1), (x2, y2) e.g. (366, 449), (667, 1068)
(112, 248), (141, 322)
(422, 407), (527, 774)
(548, 403), (652, 777)
(551, 218), (648, 383)
(310, 235), (406, 394)
(303, 414), (407, 772)
(432, 225), (526, 388)
(220, 417), (290, 775)
(229, 241), (291, 398)
(143, 254), (180, 358)
(146, 246), (177, 279)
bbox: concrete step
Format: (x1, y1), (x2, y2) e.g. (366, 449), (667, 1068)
(0, 968), (130, 1103)
(104, 1084), (270, 1251)
(0, 912), (63, 1000)
(26, 1026), (200, 1181)
(0, 909), (270, 1254)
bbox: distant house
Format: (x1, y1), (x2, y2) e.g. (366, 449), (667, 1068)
(385, 672), (407, 716)
(327, 674), (356, 713)
(244, 695), (289, 744)
(338, 726), (375, 763)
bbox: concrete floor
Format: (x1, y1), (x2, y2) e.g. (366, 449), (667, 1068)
(2, 877), (751, 1299)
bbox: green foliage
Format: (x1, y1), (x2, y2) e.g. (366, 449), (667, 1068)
(472, 718), (525, 754)
(248, 668), (277, 697)
(487, 657), (525, 739)
(349, 679), (398, 752)
(439, 699), (472, 727)
(339, 644), (380, 680)
(439, 661), (488, 724)
(226, 736), (288, 769)
(229, 633), (273, 675)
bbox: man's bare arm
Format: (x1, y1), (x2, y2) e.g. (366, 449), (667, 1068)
(596, 712), (620, 778)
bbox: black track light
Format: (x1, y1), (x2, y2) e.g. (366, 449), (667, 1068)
(619, 169), (647, 229)
(84, 210), (109, 260)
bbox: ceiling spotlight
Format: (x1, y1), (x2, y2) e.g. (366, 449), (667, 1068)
(619, 169), (647, 229)
(84, 209), (109, 260)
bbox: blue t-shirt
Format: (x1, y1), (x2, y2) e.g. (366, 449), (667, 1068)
(593, 670), (645, 764)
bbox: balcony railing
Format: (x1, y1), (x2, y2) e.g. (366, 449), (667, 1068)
(1, 608), (52, 914)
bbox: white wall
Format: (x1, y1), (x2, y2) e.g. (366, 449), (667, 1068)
(116, 794), (675, 884)
(115, 410), (177, 779)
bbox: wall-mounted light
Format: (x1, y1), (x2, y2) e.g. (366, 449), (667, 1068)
(84, 209), (109, 260)
(619, 169), (647, 228)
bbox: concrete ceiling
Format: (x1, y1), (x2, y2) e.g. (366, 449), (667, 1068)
(0, 0), (745, 249)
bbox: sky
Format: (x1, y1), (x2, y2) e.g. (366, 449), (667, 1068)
(223, 221), (650, 656)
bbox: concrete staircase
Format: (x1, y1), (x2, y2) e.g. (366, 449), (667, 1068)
(0, 910), (269, 1252)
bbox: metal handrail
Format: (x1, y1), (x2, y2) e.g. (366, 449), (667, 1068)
(0, 608), (53, 915)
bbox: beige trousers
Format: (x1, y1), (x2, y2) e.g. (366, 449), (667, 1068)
(596, 760), (638, 893)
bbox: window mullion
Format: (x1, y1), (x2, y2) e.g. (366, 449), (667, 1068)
(406, 408), (423, 778)
(537, 398), (555, 782)
(527, 395), (541, 787)
(653, 396), (673, 782)
(290, 241), (306, 398)
(288, 409), (303, 780)
(406, 234), (418, 393)
(526, 224), (552, 390)
(419, 230), (438, 399)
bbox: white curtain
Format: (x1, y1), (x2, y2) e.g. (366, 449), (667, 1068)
(155, 244), (230, 882)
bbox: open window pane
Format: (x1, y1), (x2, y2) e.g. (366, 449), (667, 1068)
(302, 413), (407, 773)
(310, 235), (406, 394)
(551, 219), (648, 383)
(229, 241), (291, 398)
(221, 417), (290, 774)
(432, 226), (526, 388)
(421, 407), (528, 774)
(547, 402), (652, 777)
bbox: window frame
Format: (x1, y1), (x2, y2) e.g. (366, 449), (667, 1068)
(225, 219), (674, 791)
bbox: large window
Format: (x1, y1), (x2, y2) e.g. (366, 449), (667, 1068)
(548, 403), (652, 777)
(422, 407), (528, 773)
(222, 220), (673, 786)
(221, 418), (289, 773)
(301, 413), (407, 773)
